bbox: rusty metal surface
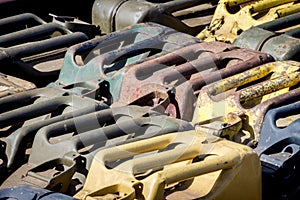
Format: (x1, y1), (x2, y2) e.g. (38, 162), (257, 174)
(233, 12), (300, 61)
(254, 101), (300, 199)
(113, 42), (273, 121)
(74, 130), (261, 200)
(0, 13), (91, 87)
(197, 0), (300, 43)
(0, 184), (78, 199)
(92, 0), (217, 35)
(0, 4), (298, 199)
(0, 72), (36, 97)
(0, 87), (108, 183)
(193, 60), (300, 146)
(52, 22), (200, 95)
(0, 23), (199, 193)
(1, 105), (192, 194)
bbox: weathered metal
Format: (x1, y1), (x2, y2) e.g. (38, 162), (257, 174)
(197, 0), (300, 43)
(0, 72), (36, 97)
(254, 101), (300, 199)
(0, 87), (108, 182)
(0, 23), (200, 187)
(92, 0), (217, 35)
(2, 106), (192, 194)
(74, 130), (261, 200)
(0, 184), (77, 199)
(0, 13), (91, 87)
(112, 42), (273, 121)
(193, 60), (300, 146)
(53, 22), (200, 96)
(233, 12), (300, 61)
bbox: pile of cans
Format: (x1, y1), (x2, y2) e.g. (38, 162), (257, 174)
(0, 1), (300, 199)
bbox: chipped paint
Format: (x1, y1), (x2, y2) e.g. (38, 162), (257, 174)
(193, 61), (300, 145)
(197, 0), (300, 42)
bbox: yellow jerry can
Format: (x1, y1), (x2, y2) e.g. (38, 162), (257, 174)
(74, 130), (261, 200)
(197, 0), (300, 43)
(193, 60), (300, 145)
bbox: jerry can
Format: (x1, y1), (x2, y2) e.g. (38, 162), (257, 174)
(92, 0), (218, 35)
(53, 22), (200, 97)
(0, 13), (91, 87)
(197, 0), (300, 43)
(2, 105), (192, 194)
(74, 130), (261, 200)
(0, 87), (108, 182)
(112, 41), (273, 121)
(234, 12), (300, 61)
(255, 101), (300, 199)
(193, 60), (300, 146)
